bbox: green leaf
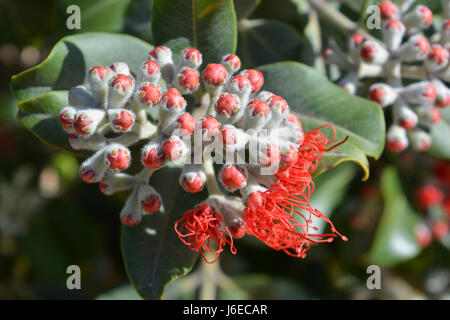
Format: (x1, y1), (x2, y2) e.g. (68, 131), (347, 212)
(10, 32), (153, 154)
(96, 284), (142, 300)
(237, 19), (302, 68)
(233, 0), (261, 20)
(257, 62), (385, 180)
(367, 166), (421, 267)
(122, 165), (207, 300)
(151, 0), (237, 64)
(429, 107), (450, 160)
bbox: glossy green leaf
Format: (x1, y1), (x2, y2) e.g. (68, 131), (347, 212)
(238, 19), (302, 68)
(233, 0), (261, 20)
(367, 166), (421, 267)
(257, 62), (385, 180)
(10, 33), (153, 154)
(151, 0), (237, 64)
(122, 165), (207, 300)
(429, 107), (450, 160)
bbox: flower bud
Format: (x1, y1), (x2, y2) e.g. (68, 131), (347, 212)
(409, 129), (431, 152)
(68, 85), (96, 107)
(220, 125), (248, 151)
(348, 33), (366, 60)
(142, 139), (166, 169)
(135, 82), (162, 108)
(245, 99), (271, 129)
(383, 19), (405, 51)
(403, 5), (433, 31)
(379, 1), (399, 20)
(138, 61), (161, 83)
(402, 81), (436, 105)
(265, 95), (289, 128)
(226, 75), (252, 98)
(180, 47), (202, 69)
(162, 136), (188, 162)
(418, 106), (441, 125)
(175, 112), (196, 135)
(108, 74), (134, 109)
(240, 69), (264, 93)
(159, 88), (186, 111)
(59, 106), (77, 133)
(88, 66), (113, 105)
(104, 144), (131, 172)
(107, 109), (135, 132)
(228, 218), (246, 239)
(360, 40), (389, 65)
(393, 102), (418, 129)
(148, 46), (173, 66)
(286, 114), (304, 145)
(257, 91), (275, 103)
(432, 220), (448, 241)
(433, 79), (450, 108)
(280, 143), (299, 168)
(120, 187), (142, 226)
(219, 164), (247, 191)
(221, 54), (241, 74)
(139, 184), (162, 214)
(397, 35), (430, 61)
(415, 184), (443, 211)
(215, 93), (241, 120)
(110, 62), (131, 77)
(176, 68), (200, 94)
(179, 164), (206, 193)
(368, 83), (398, 107)
(202, 63), (228, 87)
(386, 125), (409, 152)
(201, 116), (221, 137)
(99, 172), (135, 196)
(79, 149), (108, 183)
(74, 109), (106, 137)
(424, 45), (449, 73)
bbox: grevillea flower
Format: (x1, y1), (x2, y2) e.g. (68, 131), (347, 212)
(174, 203), (236, 263)
(243, 124), (348, 258)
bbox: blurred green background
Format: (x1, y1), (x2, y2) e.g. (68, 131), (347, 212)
(0, 0), (448, 299)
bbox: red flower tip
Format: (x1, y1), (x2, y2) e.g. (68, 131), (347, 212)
(74, 112), (93, 136)
(220, 125), (238, 146)
(59, 107), (75, 131)
(351, 34), (365, 47)
(419, 5), (433, 27)
(216, 93), (240, 118)
(162, 136), (186, 161)
(360, 42), (377, 62)
(228, 218), (246, 239)
(268, 95), (288, 113)
(176, 112), (196, 135)
(241, 69), (264, 93)
(89, 66), (110, 80)
(80, 168), (96, 183)
(222, 54), (241, 72)
(415, 184), (444, 211)
(219, 164), (247, 191)
(415, 36), (430, 55)
(142, 61), (160, 76)
(182, 47), (202, 67)
(106, 147), (130, 172)
(174, 203), (236, 263)
(201, 116), (221, 136)
(148, 46), (170, 61)
(423, 83), (437, 101)
(142, 146), (166, 169)
(203, 63), (228, 86)
(248, 99), (270, 118)
(112, 110), (135, 132)
(138, 83), (161, 107)
(111, 74), (133, 91)
(161, 88), (186, 110)
(378, 1), (398, 19)
(142, 194), (162, 214)
(178, 68), (200, 92)
(121, 213), (140, 227)
(432, 220), (448, 241)
(428, 45), (449, 65)
(180, 173), (205, 193)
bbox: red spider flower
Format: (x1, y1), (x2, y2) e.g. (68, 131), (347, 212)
(243, 125), (348, 258)
(174, 203), (236, 263)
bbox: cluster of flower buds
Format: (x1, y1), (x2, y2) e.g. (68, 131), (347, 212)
(323, 0), (450, 153)
(60, 46), (348, 263)
(414, 160), (450, 248)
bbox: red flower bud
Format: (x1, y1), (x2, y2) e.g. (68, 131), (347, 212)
(137, 83), (162, 107)
(379, 1), (398, 19)
(201, 116), (221, 136)
(140, 61), (161, 83)
(162, 136), (187, 161)
(221, 54), (241, 73)
(415, 184), (443, 211)
(219, 164), (247, 191)
(109, 109), (135, 132)
(176, 112), (196, 135)
(220, 125), (238, 146)
(181, 47), (202, 69)
(59, 107), (76, 132)
(241, 69), (264, 93)
(386, 125), (408, 152)
(228, 218), (246, 239)
(148, 46), (171, 61)
(89, 66), (111, 81)
(180, 171), (206, 193)
(142, 144), (166, 169)
(177, 68), (200, 93)
(432, 220), (448, 241)
(141, 194), (162, 214)
(248, 99), (270, 118)
(202, 63), (228, 86)
(160, 88), (186, 111)
(111, 74), (133, 92)
(425, 45), (449, 72)
(215, 93), (240, 119)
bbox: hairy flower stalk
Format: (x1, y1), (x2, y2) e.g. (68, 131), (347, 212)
(321, 0), (450, 153)
(60, 46), (348, 263)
